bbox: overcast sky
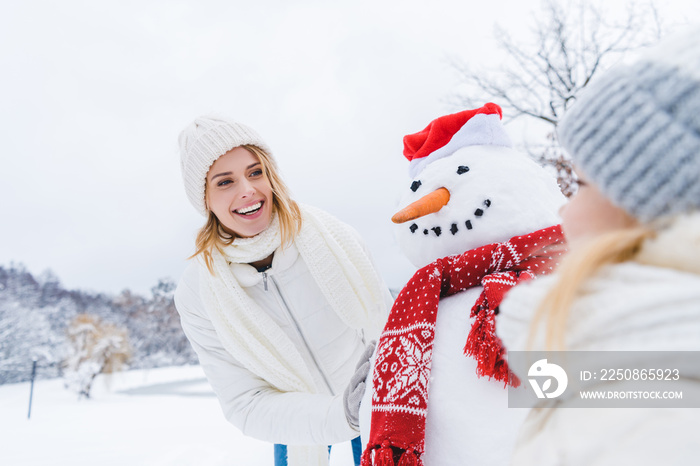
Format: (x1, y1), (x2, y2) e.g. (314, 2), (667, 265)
(1, 0), (697, 295)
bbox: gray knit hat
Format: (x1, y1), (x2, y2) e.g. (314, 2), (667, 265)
(178, 115), (273, 216)
(558, 27), (700, 223)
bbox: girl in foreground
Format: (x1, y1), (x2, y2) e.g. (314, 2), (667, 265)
(174, 116), (391, 466)
(498, 28), (700, 465)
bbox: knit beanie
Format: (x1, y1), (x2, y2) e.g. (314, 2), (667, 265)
(557, 27), (700, 223)
(178, 115), (273, 216)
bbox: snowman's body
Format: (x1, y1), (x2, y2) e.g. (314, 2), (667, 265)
(360, 140), (565, 464)
(360, 287), (528, 464)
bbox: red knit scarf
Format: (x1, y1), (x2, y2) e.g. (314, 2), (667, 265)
(361, 225), (565, 466)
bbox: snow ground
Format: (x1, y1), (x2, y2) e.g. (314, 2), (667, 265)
(0, 365), (356, 465)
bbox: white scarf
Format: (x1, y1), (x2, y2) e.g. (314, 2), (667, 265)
(199, 205), (387, 466)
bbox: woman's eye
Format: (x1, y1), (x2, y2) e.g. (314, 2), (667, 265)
(217, 179), (232, 187)
(250, 169), (263, 177)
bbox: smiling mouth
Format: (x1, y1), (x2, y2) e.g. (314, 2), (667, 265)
(408, 198), (491, 236)
(234, 201), (263, 216)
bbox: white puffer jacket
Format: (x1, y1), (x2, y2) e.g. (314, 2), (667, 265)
(497, 213), (700, 466)
(175, 242), (392, 446)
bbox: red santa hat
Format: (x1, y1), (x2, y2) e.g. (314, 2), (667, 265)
(404, 103), (512, 178)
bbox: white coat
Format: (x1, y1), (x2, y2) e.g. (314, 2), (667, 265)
(497, 213), (700, 466)
(175, 241), (391, 446)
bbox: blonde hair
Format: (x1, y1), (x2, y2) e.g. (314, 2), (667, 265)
(191, 145), (302, 272)
(529, 226), (655, 351)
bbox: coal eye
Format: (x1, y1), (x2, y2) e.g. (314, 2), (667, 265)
(457, 166), (470, 175)
(410, 180), (422, 192)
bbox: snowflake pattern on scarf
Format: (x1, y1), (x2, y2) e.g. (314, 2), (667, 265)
(362, 225), (565, 466)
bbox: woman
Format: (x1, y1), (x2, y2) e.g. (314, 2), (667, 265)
(497, 29), (700, 465)
(174, 115), (392, 466)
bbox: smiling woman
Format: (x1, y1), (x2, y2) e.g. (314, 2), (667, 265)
(204, 147), (276, 261)
(174, 115), (393, 466)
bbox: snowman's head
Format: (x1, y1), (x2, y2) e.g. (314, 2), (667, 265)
(393, 144), (565, 268)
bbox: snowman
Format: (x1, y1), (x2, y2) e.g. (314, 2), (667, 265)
(359, 103), (566, 465)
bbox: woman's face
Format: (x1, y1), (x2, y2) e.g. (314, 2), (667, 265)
(560, 173), (638, 245)
(205, 146), (274, 238)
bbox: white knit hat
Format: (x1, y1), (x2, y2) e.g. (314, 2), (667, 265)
(178, 115), (273, 216)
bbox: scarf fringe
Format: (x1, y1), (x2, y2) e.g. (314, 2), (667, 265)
(464, 304), (519, 387)
(398, 450), (421, 466)
(362, 442), (422, 466)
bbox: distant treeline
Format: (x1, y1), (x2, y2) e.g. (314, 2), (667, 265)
(0, 264), (197, 385)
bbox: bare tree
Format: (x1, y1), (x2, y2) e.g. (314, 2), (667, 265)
(450, 0), (664, 195)
(63, 314), (131, 398)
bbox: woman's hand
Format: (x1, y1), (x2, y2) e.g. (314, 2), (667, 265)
(343, 340), (376, 429)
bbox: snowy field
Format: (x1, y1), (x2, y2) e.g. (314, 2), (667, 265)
(0, 365), (356, 466)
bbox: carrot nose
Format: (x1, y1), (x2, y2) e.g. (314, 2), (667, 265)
(391, 187), (450, 224)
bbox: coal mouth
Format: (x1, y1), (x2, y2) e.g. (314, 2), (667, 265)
(408, 198), (491, 237)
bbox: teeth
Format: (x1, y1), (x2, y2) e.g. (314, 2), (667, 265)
(236, 202), (262, 215)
